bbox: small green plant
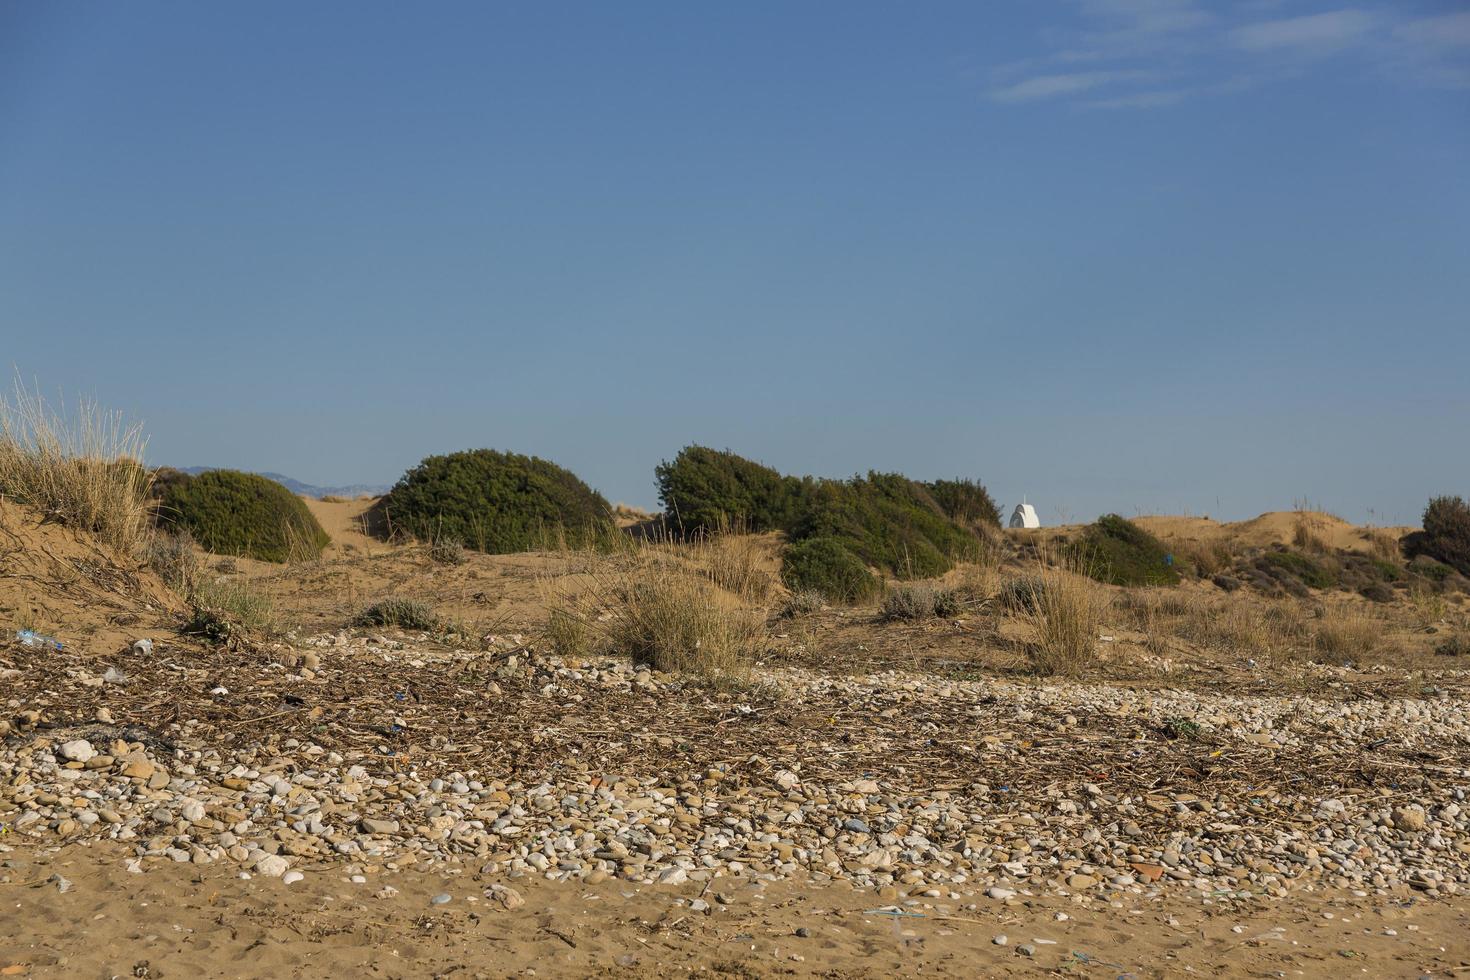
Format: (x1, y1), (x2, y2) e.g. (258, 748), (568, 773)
(545, 605), (592, 657)
(356, 597), (439, 631)
(158, 470), (329, 563)
(781, 536), (879, 603)
(1161, 716), (1202, 740)
(185, 579), (279, 644)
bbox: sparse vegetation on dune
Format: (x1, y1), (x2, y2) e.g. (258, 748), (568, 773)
(0, 378), (154, 555)
(157, 469), (330, 563)
(375, 449), (614, 554)
(656, 446), (997, 603)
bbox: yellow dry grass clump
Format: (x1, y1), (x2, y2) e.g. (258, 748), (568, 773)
(544, 530), (775, 683)
(1008, 556), (1108, 676)
(0, 377), (153, 555)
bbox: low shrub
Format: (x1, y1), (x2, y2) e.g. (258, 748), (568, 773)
(376, 449), (612, 554)
(1259, 550), (1336, 589)
(925, 478), (1001, 530)
(880, 584), (968, 621)
(1435, 635), (1468, 657)
(1075, 515), (1179, 586)
(428, 538), (466, 566)
(655, 446), (802, 533)
(780, 589), (826, 617)
(158, 470), (329, 563)
(1419, 495), (1470, 576)
(356, 597), (439, 631)
(781, 536), (879, 603)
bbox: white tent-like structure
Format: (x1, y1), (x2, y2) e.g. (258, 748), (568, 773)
(1009, 502), (1040, 529)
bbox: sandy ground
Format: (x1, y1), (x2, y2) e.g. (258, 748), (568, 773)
(2, 844), (1468, 978)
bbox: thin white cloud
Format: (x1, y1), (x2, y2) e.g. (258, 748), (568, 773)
(1229, 9), (1377, 52)
(989, 70), (1151, 103)
(1079, 0), (1212, 35)
(1087, 89), (1191, 109)
(1395, 12), (1470, 48)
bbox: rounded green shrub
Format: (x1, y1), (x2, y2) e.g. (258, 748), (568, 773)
(376, 449), (612, 554)
(655, 446), (802, 533)
(1075, 514), (1180, 586)
(158, 469), (329, 563)
(794, 474), (975, 580)
(781, 536), (879, 603)
(925, 478), (1002, 529)
(1420, 495), (1470, 576)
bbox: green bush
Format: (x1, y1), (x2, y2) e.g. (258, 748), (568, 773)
(1420, 496), (1470, 576)
(793, 473), (978, 580)
(376, 449), (612, 554)
(925, 478), (1001, 529)
(781, 537), (879, 603)
(657, 447), (993, 601)
(655, 446), (802, 533)
(356, 597), (439, 631)
(1074, 514), (1179, 586)
(1260, 550), (1337, 589)
(158, 469), (329, 563)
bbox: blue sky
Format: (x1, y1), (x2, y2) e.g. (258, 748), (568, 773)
(2, 1), (1466, 524)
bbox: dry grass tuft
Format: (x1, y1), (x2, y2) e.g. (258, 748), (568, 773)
(1009, 558), (1107, 676)
(0, 376), (153, 555)
(185, 578), (284, 643)
(1312, 607), (1388, 663)
(544, 534), (771, 683)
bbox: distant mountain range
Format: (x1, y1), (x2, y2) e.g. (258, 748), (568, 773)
(175, 467), (392, 500)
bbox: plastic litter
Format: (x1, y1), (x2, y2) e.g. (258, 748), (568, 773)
(16, 630), (63, 651)
(132, 638), (154, 655)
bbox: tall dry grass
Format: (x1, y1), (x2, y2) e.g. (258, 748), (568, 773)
(1312, 607), (1388, 663)
(0, 377), (153, 555)
(1007, 557), (1108, 676)
(543, 530), (772, 682)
